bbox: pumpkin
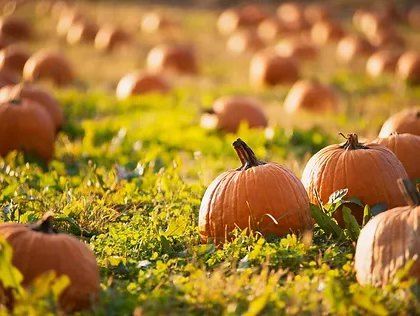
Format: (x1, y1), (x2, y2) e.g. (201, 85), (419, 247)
(249, 50), (299, 88)
(0, 68), (19, 88)
(0, 213), (100, 311)
(408, 5), (420, 29)
(56, 9), (84, 37)
(310, 20), (345, 46)
(94, 25), (130, 52)
(257, 18), (285, 42)
(226, 30), (265, 54)
(217, 5), (267, 35)
(66, 20), (98, 45)
(146, 44), (197, 75)
(276, 2), (308, 32)
(0, 97), (55, 161)
(336, 35), (374, 63)
(355, 11), (389, 39)
(200, 96), (267, 133)
(368, 27), (405, 50)
(199, 138), (312, 244)
(301, 133), (408, 224)
(0, 83), (64, 131)
(373, 133), (420, 180)
(23, 50), (74, 86)
(379, 108), (420, 137)
(0, 16), (31, 41)
(396, 51), (420, 84)
(275, 38), (318, 60)
(141, 12), (178, 34)
(354, 179), (419, 287)
(116, 71), (170, 99)
(366, 50), (400, 78)
(304, 3), (330, 24)
(0, 44), (30, 73)
(284, 80), (338, 113)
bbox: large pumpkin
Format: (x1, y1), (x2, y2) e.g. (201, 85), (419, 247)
(199, 138), (312, 243)
(379, 108), (420, 137)
(366, 50), (400, 78)
(283, 80), (339, 113)
(354, 179), (419, 287)
(249, 50), (299, 88)
(0, 44), (30, 73)
(0, 213), (100, 312)
(146, 44), (198, 75)
(373, 133), (420, 180)
(301, 133), (408, 224)
(396, 51), (420, 84)
(0, 83), (64, 131)
(0, 16), (31, 41)
(23, 50), (74, 86)
(201, 96), (267, 133)
(116, 71), (170, 99)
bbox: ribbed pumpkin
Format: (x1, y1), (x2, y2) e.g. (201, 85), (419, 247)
(284, 80), (339, 113)
(116, 71), (170, 99)
(396, 51), (420, 84)
(373, 133), (420, 180)
(146, 44), (197, 75)
(94, 25), (130, 52)
(200, 96), (267, 133)
(249, 50), (299, 88)
(0, 97), (55, 161)
(0, 16), (31, 41)
(310, 20), (345, 46)
(23, 50), (74, 86)
(336, 35), (374, 63)
(0, 213), (100, 312)
(354, 179), (419, 287)
(226, 30), (265, 54)
(301, 133), (408, 224)
(66, 20), (98, 45)
(366, 50), (400, 78)
(199, 138), (312, 243)
(0, 83), (64, 131)
(379, 108), (420, 137)
(0, 45), (30, 73)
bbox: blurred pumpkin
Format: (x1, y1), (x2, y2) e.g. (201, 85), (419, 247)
(356, 11), (389, 39)
(277, 2), (308, 32)
(226, 30), (265, 54)
(23, 50), (74, 86)
(284, 79), (338, 113)
(366, 50), (400, 78)
(310, 20), (345, 46)
(146, 44), (197, 75)
(373, 133), (420, 180)
(66, 20), (98, 45)
(200, 96), (267, 133)
(199, 138), (312, 244)
(301, 133), (408, 224)
(0, 16), (31, 41)
(354, 179), (419, 287)
(304, 3), (330, 24)
(0, 213), (100, 312)
(56, 9), (84, 37)
(0, 44), (30, 73)
(141, 12), (178, 34)
(368, 27), (405, 50)
(0, 68), (19, 88)
(94, 25), (130, 52)
(217, 5), (267, 35)
(249, 50), (299, 88)
(257, 18), (285, 43)
(407, 5), (420, 29)
(379, 108), (420, 137)
(275, 38), (318, 60)
(396, 51), (420, 84)
(116, 71), (170, 99)
(336, 35), (374, 63)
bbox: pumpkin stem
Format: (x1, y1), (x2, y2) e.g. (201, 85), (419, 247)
(339, 133), (368, 150)
(233, 138), (265, 170)
(397, 179), (420, 207)
(31, 212), (57, 234)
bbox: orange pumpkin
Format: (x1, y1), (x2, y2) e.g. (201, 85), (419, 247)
(277, 2), (308, 32)
(0, 213), (100, 312)
(199, 138), (312, 244)
(310, 20), (345, 46)
(366, 50), (400, 78)
(0, 97), (55, 161)
(0, 44), (30, 73)
(336, 35), (374, 63)
(0, 83), (64, 131)
(200, 96), (267, 133)
(56, 9), (84, 37)
(146, 44), (198, 75)
(301, 133), (408, 224)
(217, 5), (267, 35)
(0, 16), (31, 41)
(284, 80), (339, 113)
(355, 11), (389, 39)
(373, 133), (420, 180)
(257, 18), (285, 42)
(368, 27), (405, 50)
(379, 108), (420, 137)
(226, 30), (265, 54)
(23, 50), (74, 86)
(66, 20), (98, 45)
(116, 71), (170, 99)
(249, 50), (299, 88)
(354, 179), (419, 287)
(396, 51), (420, 84)
(275, 38), (318, 60)
(94, 25), (130, 52)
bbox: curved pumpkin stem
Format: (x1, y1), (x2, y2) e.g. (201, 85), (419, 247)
(397, 179), (420, 207)
(31, 212), (56, 234)
(339, 133), (368, 150)
(233, 138), (265, 170)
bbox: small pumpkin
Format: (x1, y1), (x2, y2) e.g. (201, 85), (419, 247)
(23, 50), (74, 86)
(396, 51), (420, 84)
(373, 133), (420, 180)
(355, 11), (389, 39)
(146, 44), (198, 75)
(0, 213), (100, 312)
(116, 71), (170, 99)
(249, 50), (299, 88)
(379, 108), (420, 137)
(310, 20), (345, 46)
(141, 12), (178, 34)
(275, 38), (318, 60)
(366, 50), (400, 78)
(66, 20), (98, 45)
(276, 2), (308, 32)
(301, 133), (408, 224)
(354, 179), (419, 287)
(283, 79), (338, 113)
(304, 3), (330, 24)
(226, 30), (265, 54)
(200, 96), (267, 133)
(368, 27), (405, 50)
(0, 44), (30, 73)
(0, 16), (31, 41)
(0, 97), (55, 161)
(94, 25), (130, 52)
(336, 35), (374, 63)
(56, 9), (84, 37)
(199, 138), (312, 244)
(217, 5), (267, 35)
(257, 18), (285, 42)
(0, 83), (64, 131)
(407, 5), (420, 29)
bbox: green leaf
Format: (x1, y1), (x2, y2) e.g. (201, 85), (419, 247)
(0, 237), (23, 290)
(310, 204), (344, 240)
(362, 205), (371, 227)
(342, 206), (360, 241)
(328, 189), (349, 204)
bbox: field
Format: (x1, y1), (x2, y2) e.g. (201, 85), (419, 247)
(0, 0), (419, 315)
